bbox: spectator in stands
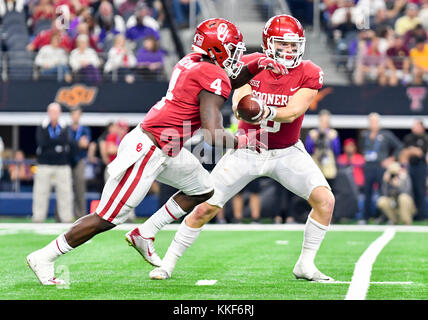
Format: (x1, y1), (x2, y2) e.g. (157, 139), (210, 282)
(68, 6), (95, 39)
(356, 0), (386, 25)
(31, 0), (55, 31)
(136, 35), (165, 77)
(402, 119), (428, 220)
(377, 161), (416, 225)
(418, 0), (428, 30)
(34, 33), (72, 82)
(371, 8), (395, 32)
(330, 0), (363, 30)
(53, 0), (89, 17)
(337, 138), (365, 191)
(354, 31), (387, 85)
(71, 22), (101, 52)
(32, 102), (74, 223)
(125, 11), (159, 45)
(69, 34), (102, 82)
(359, 112), (403, 224)
(394, 3), (422, 36)
(231, 179), (261, 224)
(151, 0), (165, 26)
(27, 19), (73, 52)
(7, 150), (34, 191)
(119, 0), (143, 20)
(0, 0), (25, 17)
(332, 3), (359, 64)
(125, 1), (160, 30)
(410, 37), (428, 85)
(403, 24), (427, 51)
(104, 33), (137, 81)
(94, 0), (126, 51)
(69, 107), (91, 219)
(305, 109), (341, 184)
(385, 34), (411, 86)
(384, 0), (407, 22)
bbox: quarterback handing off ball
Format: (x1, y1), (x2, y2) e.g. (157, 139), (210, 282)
(237, 94), (265, 123)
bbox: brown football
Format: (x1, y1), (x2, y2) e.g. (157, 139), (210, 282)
(236, 94), (264, 123)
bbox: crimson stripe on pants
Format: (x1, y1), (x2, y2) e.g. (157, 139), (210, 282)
(107, 145), (156, 222)
(98, 163), (135, 218)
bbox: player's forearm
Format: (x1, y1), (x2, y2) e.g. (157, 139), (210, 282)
(273, 105), (305, 123)
(230, 66), (255, 89)
(269, 88), (317, 123)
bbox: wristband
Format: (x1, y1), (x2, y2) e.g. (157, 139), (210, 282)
(265, 106), (277, 121)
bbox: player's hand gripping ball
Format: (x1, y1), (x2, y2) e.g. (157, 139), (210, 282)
(236, 94), (265, 124)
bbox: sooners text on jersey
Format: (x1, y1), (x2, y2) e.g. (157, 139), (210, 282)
(239, 52), (324, 149)
(141, 52), (232, 156)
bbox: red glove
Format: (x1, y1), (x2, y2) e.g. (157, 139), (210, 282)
(247, 56), (288, 76)
(235, 128), (268, 153)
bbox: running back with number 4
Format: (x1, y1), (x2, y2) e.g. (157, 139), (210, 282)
(142, 52), (231, 156)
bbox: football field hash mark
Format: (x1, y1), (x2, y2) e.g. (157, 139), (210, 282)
(196, 280), (218, 286)
(275, 240), (289, 245)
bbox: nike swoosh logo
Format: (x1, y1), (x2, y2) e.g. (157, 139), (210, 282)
(290, 87), (300, 92)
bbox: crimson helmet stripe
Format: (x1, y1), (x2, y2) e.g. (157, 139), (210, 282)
(106, 145), (156, 223)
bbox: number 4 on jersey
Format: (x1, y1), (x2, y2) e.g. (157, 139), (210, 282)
(210, 78), (222, 95)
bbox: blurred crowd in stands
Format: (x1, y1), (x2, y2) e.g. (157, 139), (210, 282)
(317, 0), (428, 85)
(0, 0), (198, 81)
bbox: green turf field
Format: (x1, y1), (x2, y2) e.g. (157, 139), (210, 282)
(0, 224), (427, 300)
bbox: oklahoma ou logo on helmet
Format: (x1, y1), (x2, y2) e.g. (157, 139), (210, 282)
(217, 23), (229, 42)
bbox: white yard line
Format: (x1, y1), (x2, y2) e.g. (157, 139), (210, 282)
(345, 228), (396, 300)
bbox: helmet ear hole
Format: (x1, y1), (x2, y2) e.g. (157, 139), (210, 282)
(213, 46), (222, 53)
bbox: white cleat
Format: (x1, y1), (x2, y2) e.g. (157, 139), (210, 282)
(125, 228), (162, 267)
(26, 251), (65, 286)
(149, 267), (170, 280)
(293, 262), (334, 283)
